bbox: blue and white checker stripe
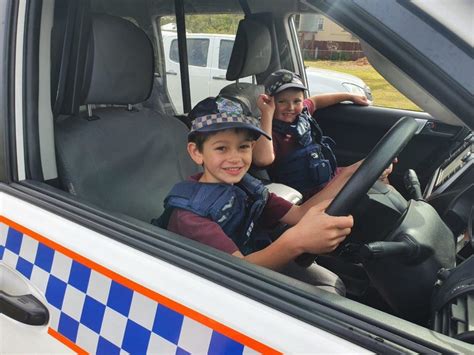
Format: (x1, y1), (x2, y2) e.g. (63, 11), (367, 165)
(0, 224), (259, 355)
(191, 113), (261, 131)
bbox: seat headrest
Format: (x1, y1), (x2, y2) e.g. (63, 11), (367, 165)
(226, 19), (272, 81)
(220, 83), (264, 118)
(82, 14), (153, 105)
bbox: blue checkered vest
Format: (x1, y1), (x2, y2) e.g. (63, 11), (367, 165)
(269, 107), (337, 194)
(154, 174), (270, 255)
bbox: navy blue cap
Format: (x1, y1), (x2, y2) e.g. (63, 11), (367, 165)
(188, 96), (271, 140)
(264, 69), (307, 96)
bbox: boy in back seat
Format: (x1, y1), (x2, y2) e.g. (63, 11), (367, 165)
(253, 69), (393, 201)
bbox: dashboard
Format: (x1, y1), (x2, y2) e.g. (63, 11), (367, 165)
(423, 133), (473, 253)
(425, 134), (473, 198)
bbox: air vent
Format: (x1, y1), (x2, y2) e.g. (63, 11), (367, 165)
(432, 292), (474, 344)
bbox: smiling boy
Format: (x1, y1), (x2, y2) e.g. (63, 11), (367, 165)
(155, 96), (354, 295)
(254, 69), (372, 200)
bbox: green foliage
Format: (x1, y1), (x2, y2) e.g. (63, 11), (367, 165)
(186, 14), (243, 34)
(339, 52), (353, 61)
(161, 14), (243, 34)
(329, 51), (339, 61)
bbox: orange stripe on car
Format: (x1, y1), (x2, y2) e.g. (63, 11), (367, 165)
(0, 215), (281, 355)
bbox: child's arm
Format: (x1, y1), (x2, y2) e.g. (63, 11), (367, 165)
(252, 94), (275, 167)
(280, 157), (397, 226)
(279, 161), (362, 225)
(234, 203), (353, 270)
(308, 92), (369, 110)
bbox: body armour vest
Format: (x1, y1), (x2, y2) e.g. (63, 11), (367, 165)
(270, 107), (337, 194)
(153, 174), (270, 255)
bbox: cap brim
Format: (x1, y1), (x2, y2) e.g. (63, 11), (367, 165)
(189, 121), (271, 140)
(272, 82), (307, 95)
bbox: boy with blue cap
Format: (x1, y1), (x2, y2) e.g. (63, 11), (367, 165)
(155, 95), (353, 295)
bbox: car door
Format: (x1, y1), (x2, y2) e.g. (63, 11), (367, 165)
(0, 2), (372, 353)
(163, 35), (184, 112)
(2, 1), (472, 353)
(5, 186), (370, 354)
(208, 37), (234, 94)
(209, 37), (253, 96)
(165, 35), (213, 113)
(1, 246), (72, 354)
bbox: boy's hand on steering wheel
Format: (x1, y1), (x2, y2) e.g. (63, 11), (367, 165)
(293, 202), (354, 255)
(379, 157), (398, 184)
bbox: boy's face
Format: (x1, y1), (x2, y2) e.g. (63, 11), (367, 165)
(273, 88), (305, 123)
(187, 129), (255, 184)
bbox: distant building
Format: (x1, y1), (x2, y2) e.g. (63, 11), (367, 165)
(297, 14), (363, 60)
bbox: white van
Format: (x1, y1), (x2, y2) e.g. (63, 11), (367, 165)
(162, 31), (372, 113)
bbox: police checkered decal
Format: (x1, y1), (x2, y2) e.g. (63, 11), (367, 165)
(192, 113), (261, 131)
(0, 225), (258, 354)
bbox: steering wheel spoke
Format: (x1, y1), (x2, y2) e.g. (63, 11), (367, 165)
(327, 116), (419, 217)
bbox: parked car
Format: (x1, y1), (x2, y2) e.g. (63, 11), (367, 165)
(162, 31), (372, 113)
(1, 0), (472, 354)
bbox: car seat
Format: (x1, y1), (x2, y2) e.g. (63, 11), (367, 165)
(55, 14), (199, 222)
(219, 17), (272, 117)
(220, 17), (302, 204)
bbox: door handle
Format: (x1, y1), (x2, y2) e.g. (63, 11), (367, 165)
(212, 75), (227, 80)
(166, 70), (178, 75)
(0, 290), (49, 326)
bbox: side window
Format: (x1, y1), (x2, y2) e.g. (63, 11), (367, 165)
(188, 39), (209, 67)
(169, 38), (209, 67)
(218, 40), (234, 70)
(169, 39), (179, 62)
(294, 14), (420, 111)
(159, 14), (244, 114)
(317, 17), (324, 31)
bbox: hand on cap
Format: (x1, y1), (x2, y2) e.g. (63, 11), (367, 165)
(257, 94), (275, 117)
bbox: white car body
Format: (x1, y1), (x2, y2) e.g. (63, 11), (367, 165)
(2, 192), (362, 354)
(305, 67), (370, 97)
(162, 32), (372, 113)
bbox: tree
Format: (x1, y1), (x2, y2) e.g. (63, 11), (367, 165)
(161, 14), (243, 34)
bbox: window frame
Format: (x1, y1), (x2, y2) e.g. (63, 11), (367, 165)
(217, 38), (234, 70)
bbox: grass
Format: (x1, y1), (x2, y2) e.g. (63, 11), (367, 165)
(305, 60), (421, 111)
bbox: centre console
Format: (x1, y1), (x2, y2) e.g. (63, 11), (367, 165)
(425, 134), (473, 198)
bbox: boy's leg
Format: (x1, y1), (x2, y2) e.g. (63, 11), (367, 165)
(280, 261), (346, 296)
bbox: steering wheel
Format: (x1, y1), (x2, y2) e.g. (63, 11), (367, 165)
(326, 116), (419, 217)
(296, 116), (419, 266)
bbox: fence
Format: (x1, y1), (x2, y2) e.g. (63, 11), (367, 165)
(302, 48), (365, 61)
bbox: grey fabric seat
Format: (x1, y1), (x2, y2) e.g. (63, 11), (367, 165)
(219, 18), (272, 117)
(55, 14), (199, 222)
(220, 17), (303, 204)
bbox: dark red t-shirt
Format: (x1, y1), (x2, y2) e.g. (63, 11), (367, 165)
(167, 174), (293, 254)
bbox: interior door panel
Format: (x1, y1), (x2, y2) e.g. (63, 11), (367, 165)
(315, 104), (467, 195)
